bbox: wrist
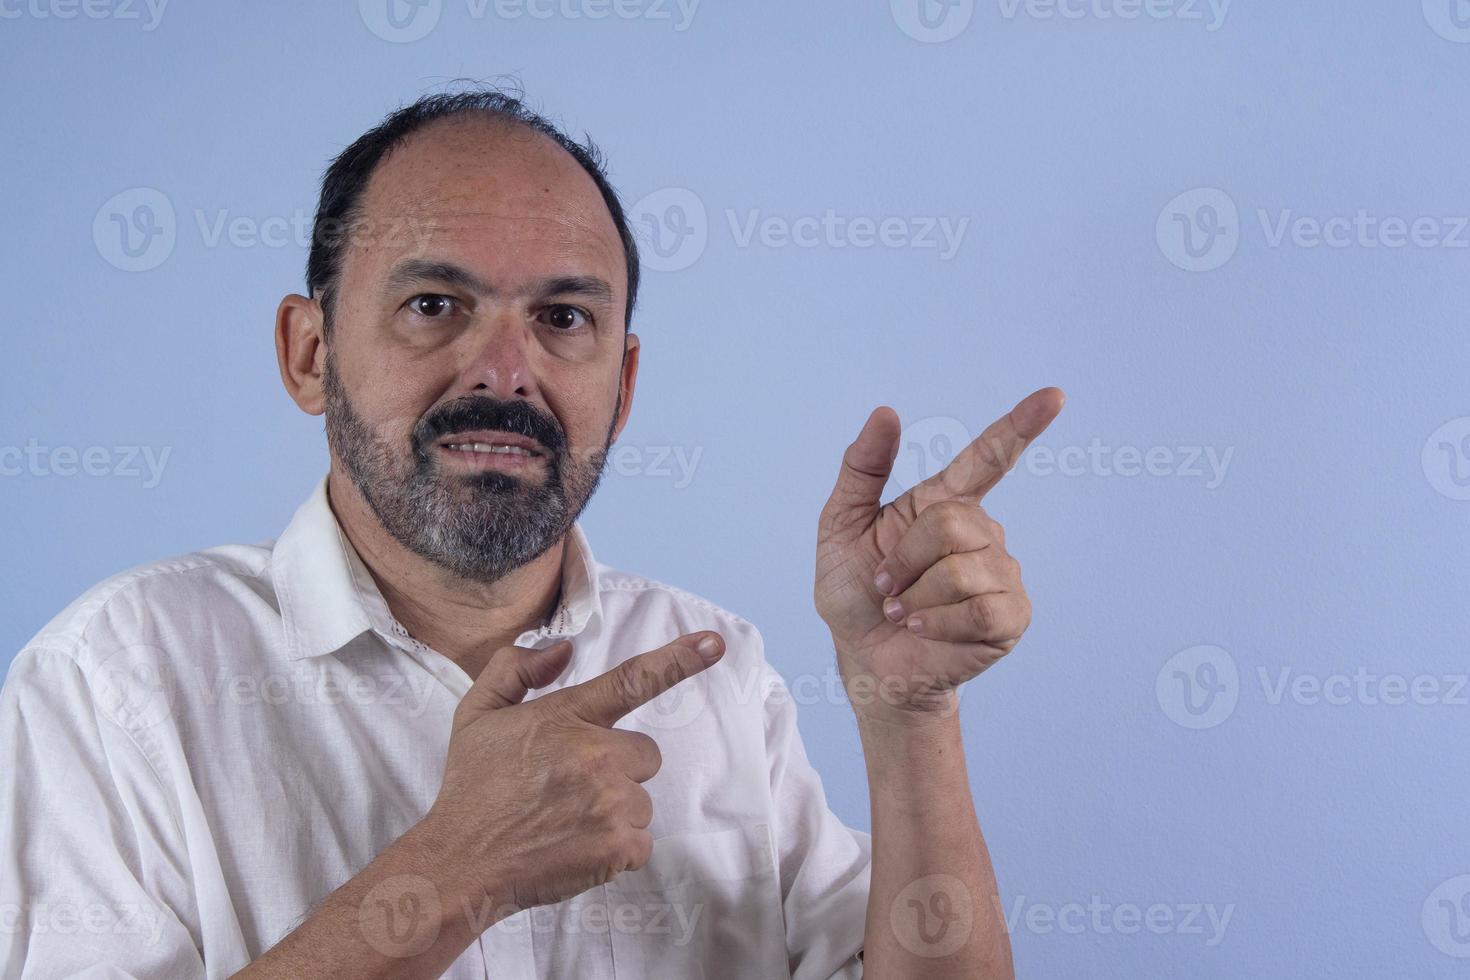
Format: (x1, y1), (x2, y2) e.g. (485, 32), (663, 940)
(833, 643), (964, 722)
(401, 811), (520, 936)
(853, 700), (969, 814)
(852, 694), (964, 740)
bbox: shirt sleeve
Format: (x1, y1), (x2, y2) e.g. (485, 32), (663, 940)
(0, 648), (204, 979)
(758, 639), (870, 980)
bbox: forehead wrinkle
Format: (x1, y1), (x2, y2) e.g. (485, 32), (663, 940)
(396, 209), (621, 274)
(422, 208), (613, 240)
(391, 212), (608, 250)
(400, 235), (620, 297)
(369, 188), (619, 252)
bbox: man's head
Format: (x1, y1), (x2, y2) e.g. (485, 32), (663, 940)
(276, 89), (642, 584)
(305, 90), (641, 334)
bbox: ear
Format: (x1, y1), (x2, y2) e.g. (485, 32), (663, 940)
(276, 293), (327, 415)
(611, 331), (640, 442)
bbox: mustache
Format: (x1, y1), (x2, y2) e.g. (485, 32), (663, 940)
(414, 397), (566, 456)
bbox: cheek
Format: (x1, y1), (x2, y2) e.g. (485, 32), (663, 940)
(348, 358), (444, 444)
(547, 372), (620, 447)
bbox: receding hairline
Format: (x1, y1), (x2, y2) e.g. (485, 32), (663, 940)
(340, 114), (628, 291)
(307, 90), (642, 336)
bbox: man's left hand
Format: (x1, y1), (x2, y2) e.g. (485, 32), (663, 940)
(814, 387), (1065, 715)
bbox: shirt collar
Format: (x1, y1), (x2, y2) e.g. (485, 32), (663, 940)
(272, 475), (603, 661)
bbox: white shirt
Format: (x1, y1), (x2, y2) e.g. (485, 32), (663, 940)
(0, 476), (870, 979)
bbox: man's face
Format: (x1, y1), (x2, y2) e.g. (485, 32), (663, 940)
(320, 117), (635, 583)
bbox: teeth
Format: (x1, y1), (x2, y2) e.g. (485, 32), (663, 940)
(446, 443), (534, 456)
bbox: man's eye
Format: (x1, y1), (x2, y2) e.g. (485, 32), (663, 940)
(541, 305), (590, 331)
(406, 294), (459, 318)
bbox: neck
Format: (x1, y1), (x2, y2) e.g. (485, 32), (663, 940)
(325, 468), (566, 678)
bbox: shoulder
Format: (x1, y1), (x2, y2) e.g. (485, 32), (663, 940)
(6, 541), (279, 741)
(589, 561), (785, 693)
(13, 541), (275, 674)
(593, 561), (767, 649)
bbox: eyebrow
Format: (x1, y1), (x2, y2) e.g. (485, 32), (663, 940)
(384, 259), (615, 306)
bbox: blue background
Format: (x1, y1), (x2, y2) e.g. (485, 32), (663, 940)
(3, 1), (1468, 976)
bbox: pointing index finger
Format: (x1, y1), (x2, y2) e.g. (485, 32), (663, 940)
(555, 632), (724, 728)
(913, 387), (1065, 506)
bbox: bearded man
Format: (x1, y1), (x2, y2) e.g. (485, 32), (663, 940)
(0, 89), (1063, 979)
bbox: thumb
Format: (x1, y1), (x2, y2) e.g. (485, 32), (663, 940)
(819, 406), (901, 544)
(455, 639), (575, 731)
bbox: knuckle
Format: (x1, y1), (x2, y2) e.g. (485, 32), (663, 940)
(621, 829), (654, 871)
(611, 660), (651, 708)
(973, 434), (1009, 475)
(652, 652), (688, 692)
(953, 559), (985, 595)
(628, 729), (659, 754)
(576, 740), (613, 776)
(630, 731), (663, 774)
(929, 500), (967, 537)
(973, 504), (1003, 541)
(533, 690), (581, 726)
(589, 783), (623, 827)
(967, 597), (998, 635)
(920, 554), (965, 598)
(627, 784), (653, 822)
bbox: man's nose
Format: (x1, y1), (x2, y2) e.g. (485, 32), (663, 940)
(458, 314), (536, 400)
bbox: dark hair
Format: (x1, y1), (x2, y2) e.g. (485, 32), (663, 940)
(305, 87), (641, 334)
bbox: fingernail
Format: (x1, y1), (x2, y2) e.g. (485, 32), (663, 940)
(883, 597), (905, 623)
(906, 615), (923, 635)
(874, 569), (895, 595)
(696, 635), (722, 664)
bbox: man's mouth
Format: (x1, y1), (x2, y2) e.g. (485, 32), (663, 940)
(443, 442), (538, 456)
(437, 430), (544, 454)
(435, 431), (548, 471)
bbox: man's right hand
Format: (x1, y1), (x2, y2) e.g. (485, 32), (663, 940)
(421, 630), (725, 917)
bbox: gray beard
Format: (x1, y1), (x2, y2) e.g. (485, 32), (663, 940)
(322, 353), (616, 583)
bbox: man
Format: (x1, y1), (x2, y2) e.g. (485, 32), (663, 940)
(0, 90), (1063, 978)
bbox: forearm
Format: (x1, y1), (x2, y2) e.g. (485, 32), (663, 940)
(856, 698), (1014, 979)
(232, 816), (509, 980)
